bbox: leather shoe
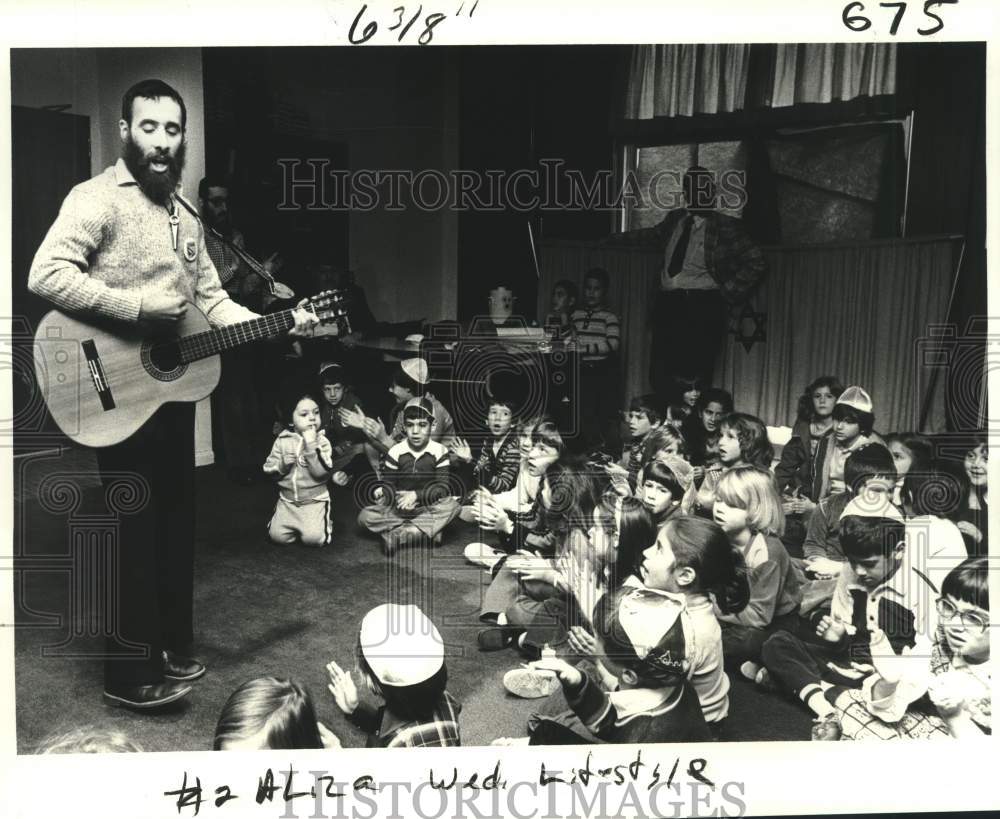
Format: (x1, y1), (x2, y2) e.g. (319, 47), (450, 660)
(163, 650), (206, 682)
(103, 680), (192, 710)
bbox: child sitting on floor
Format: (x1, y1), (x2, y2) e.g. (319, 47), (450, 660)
(464, 418), (564, 567)
(263, 393), (335, 547)
(213, 677), (338, 750)
(502, 587), (711, 744)
(357, 397), (459, 554)
(325, 604), (461, 748)
(619, 393), (664, 490)
(345, 358), (457, 477)
(637, 457), (692, 529)
(476, 458), (605, 658)
(822, 556), (991, 740)
(711, 466), (802, 671)
(317, 362), (365, 485)
(451, 395), (521, 496)
(759, 497), (943, 734)
(800, 443), (896, 613)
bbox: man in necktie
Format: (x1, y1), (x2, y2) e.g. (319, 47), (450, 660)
(610, 166), (766, 401)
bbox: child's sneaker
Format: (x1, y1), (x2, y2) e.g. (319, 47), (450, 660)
(739, 661), (774, 690)
(502, 667), (559, 699)
(810, 713), (843, 741)
(464, 542), (506, 570)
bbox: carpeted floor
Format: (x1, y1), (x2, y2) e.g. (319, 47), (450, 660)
(14, 452), (814, 753)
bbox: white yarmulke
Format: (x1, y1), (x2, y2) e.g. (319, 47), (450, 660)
(401, 358), (429, 385)
(839, 495), (904, 522)
(359, 604), (444, 687)
(404, 396), (434, 418)
(836, 386), (873, 415)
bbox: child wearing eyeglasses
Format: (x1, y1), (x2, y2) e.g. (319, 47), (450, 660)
(815, 557), (991, 740)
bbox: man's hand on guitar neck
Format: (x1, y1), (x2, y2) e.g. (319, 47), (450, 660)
(289, 298), (320, 338)
(139, 291), (188, 323)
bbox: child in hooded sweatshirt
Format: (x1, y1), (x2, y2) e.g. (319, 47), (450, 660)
(263, 393), (334, 547)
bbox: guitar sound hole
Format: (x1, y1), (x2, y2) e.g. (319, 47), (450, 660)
(143, 341), (185, 380)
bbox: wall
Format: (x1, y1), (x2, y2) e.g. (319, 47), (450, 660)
(203, 47), (460, 325)
(11, 47), (215, 464)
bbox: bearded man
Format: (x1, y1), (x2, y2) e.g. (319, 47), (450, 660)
(28, 79), (317, 711)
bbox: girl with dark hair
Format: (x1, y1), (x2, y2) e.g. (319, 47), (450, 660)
(213, 677), (335, 750)
(607, 495), (658, 589)
(636, 516), (750, 729)
(718, 412), (774, 471)
(325, 604), (461, 748)
(680, 387), (733, 469)
(682, 411), (772, 520)
(885, 432), (934, 509)
(954, 438), (988, 557)
(776, 376), (844, 507)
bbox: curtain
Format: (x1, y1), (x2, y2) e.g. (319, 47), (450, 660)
(624, 45), (750, 120)
(769, 44), (897, 108)
(717, 237), (958, 433)
(538, 237), (957, 435)
(536, 241), (661, 400)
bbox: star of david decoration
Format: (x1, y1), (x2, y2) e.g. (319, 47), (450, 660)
(729, 302), (767, 353)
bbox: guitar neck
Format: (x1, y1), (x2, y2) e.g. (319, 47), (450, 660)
(176, 309), (296, 362)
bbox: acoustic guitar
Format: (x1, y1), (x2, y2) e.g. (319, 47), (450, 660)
(33, 291), (349, 448)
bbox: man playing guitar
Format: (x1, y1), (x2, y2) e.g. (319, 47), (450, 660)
(28, 78), (318, 711)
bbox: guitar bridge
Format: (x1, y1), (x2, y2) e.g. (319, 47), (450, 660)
(82, 339), (115, 411)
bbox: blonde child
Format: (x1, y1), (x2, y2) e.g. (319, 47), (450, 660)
(712, 466), (802, 670)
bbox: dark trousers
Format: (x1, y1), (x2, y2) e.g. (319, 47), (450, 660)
(720, 608), (800, 669)
(211, 347), (264, 470)
(650, 290), (728, 398)
(760, 629), (874, 697)
(96, 402), (196, 688)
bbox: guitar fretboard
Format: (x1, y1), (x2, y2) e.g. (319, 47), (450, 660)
(176, 309), (296, 362)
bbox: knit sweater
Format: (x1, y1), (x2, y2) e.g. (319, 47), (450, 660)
(28, 159), (255, 328)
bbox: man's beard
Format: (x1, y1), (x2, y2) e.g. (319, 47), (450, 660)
(122, 135), (186, 206)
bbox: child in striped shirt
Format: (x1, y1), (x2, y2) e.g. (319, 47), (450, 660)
(357, 397), (460, 554)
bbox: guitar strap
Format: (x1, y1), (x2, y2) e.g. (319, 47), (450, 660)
(175, 193), (282, 296)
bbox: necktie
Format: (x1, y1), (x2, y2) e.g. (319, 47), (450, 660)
(667, 214), (693, 278)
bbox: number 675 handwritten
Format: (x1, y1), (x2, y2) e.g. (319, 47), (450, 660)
(349, 4), (448, 45)
(842, 0), (959, 36)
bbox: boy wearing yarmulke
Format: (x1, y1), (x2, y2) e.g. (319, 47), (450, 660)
(759, 496), (955, 737)
(501, 586), (711, 744)
(340, 357), (458, 477)
(357, 397), (460, 553)
(324, 604), (461, 748)
(317, 362), (366, 483)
